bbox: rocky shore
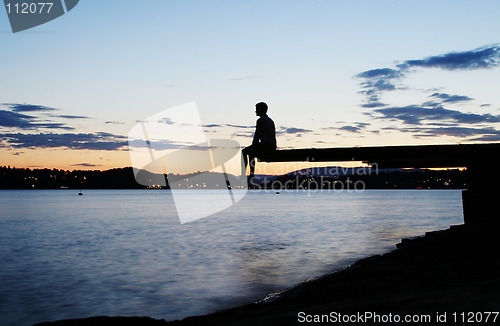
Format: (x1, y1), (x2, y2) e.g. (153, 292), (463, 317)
(35, 222), (500, 325)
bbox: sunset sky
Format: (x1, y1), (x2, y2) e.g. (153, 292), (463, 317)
(1, 1), (500, 175)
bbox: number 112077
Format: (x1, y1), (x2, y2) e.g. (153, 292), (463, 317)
(6, 2), (54, 14)
(452, 312), (499, 323)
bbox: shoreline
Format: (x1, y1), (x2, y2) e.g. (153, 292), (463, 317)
(35, 222), (500, 325)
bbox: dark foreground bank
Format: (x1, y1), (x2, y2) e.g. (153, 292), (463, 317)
(35, 222), (500, 326)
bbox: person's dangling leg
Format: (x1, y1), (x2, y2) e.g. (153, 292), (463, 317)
(249, 156), (256, 178)
(242, 143), (264, 187)
(247, 155), (256, 188)
(242, 147), (249, 177)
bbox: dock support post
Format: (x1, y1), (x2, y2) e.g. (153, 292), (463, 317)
(462, 161), (500, 226)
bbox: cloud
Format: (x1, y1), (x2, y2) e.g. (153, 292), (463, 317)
(398, 126), (500, 139)
(0, 103), (88, 130)
(357, 67), (404, 106)
(0, 110), (35, 128)
(356, 45), (500, 113)
(374, 105), (500, 125)
(356, 68), (402, 79)
(204, 124), (256, 133)
(360, 101), (387, 108)
(34, 123), (74, 130)
(398, 45), (500, 70)
(277, 127), (312, 135)
(71, 163), (102, 167)
(0, 110), (74, 130)
(339, 125), (362, 133)
(225, 123), (254, 129)
(322, 122), (370, 133)
(425, 122), (460, 127)
(469, 134), (500, 141)
(0, 132), (128, 150)
(128, 138), (189, 151)
(283, 127), (311, 134)
(0, 102), (134, 151)
(362, 79), (397, 92)
(4, 103), (57, 112)
(232, 132), (253, 138)
(159, 117), (175, 125)
(51, 114), (91, 119)
(430, 92), (473, 103)
(105, 120), (125, 125)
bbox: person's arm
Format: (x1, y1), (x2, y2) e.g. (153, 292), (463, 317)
(252, 118), (262, 145)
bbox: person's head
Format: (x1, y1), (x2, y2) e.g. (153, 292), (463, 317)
(255, 102), (268, 116)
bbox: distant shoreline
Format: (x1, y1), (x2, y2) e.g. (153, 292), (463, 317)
(1, 166), (467, 190)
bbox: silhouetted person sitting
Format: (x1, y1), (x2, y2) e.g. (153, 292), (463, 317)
(242, 102), (277, 184)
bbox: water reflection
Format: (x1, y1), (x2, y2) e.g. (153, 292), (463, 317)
(237, 240), (295, 288)
(0, 189), (463, 326)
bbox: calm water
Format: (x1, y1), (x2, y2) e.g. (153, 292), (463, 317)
(0, 189), (463, 325)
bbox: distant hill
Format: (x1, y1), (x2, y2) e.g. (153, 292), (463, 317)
(251, 166), (467, 190)
(0, 166), (467, 190)
(283, 166), (411, 176)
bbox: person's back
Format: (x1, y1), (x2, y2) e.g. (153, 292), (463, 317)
(254, 114), (277, 149)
